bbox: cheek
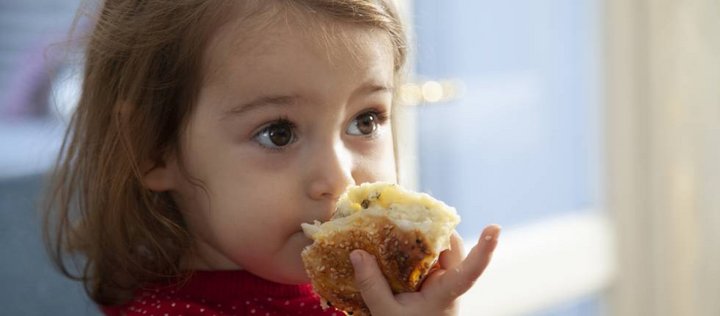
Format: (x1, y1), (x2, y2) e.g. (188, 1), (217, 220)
(377, 147), (398, 182)
(174, 157), (299, 241)
(206, 180), (299, 231)
(187, 182), (300, 257)
(355, 134), (398, 183)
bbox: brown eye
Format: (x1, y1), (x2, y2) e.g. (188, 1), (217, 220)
(347, 112), (378, 136)
(255, 120), (296, 148)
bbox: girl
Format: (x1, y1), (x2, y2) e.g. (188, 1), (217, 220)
(44, 0), (501, 315)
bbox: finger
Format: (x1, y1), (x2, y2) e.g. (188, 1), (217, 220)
(439, 232), (465, 270)
(422, 233), (464, 292)
(350, 249), (397, 314)
(427, 224), (501, 302)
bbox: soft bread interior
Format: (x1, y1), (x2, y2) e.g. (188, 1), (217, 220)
(302, 182), (460, 257)
(301, 182), (461, 315)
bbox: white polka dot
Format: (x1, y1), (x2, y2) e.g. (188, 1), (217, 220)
(200, 308), (205, 312)
(246, 301), (251, 305)
(300, 302), (305, 307)
(171, 303), (176, 307)
(251, 309), (256, 314)
(267, 297), (272, 302)
(284, 301), (290, 305)
(186, 304), (190, 309)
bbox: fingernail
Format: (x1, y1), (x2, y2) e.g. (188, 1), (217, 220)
(350, 250), (363, 267)
(482, 225), (502, 242)
(486, 225), (502, 240)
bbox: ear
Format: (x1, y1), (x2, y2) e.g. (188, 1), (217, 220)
(142, 153), (179, 192)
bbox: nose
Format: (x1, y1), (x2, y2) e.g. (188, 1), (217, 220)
(306, 140), (355, 201)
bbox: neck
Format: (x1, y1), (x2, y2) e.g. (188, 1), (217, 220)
(181, 238), (242, 270)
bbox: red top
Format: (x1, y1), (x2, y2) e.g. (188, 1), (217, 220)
(101, 270), (344, 316)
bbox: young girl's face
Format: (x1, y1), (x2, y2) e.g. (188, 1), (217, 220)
(154, 11), (397, 284)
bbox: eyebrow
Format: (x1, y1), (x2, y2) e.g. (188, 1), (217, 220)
(223, 95), (299, 119)
(352, 83), (394, 98)
(223, 82), (393, 119)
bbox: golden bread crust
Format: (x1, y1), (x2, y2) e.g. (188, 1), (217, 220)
(301, 215), (437, 316)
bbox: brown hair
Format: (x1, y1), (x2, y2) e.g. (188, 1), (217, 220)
(43, 0), (407, 306)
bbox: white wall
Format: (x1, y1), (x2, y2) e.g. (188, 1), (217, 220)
(605, 0), (720, 315)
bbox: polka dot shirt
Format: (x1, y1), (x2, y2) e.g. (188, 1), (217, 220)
(101, 270), (345, 316)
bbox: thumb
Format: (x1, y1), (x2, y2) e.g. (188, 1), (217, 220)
(350, 249), (396, 313)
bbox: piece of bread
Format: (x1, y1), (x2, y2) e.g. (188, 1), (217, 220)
(301, 182), (460, 315)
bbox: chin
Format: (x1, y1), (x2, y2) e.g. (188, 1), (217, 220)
(255, 264), (310, 285)
(285, 255), (313, 284)
(250, 240), (313, 285)
(288, 270), (312, 284)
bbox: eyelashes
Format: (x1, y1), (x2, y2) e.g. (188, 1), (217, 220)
(253, 117), (297, 150)
(346, 109), (388, 137)
(252, 108), (390, 151)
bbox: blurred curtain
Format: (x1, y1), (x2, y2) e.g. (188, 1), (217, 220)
(606, 0), (720, 315)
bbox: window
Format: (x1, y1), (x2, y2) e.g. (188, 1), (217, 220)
(403, 1), (611, 314)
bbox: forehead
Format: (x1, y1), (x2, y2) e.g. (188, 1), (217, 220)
(200, 4), (395, 88)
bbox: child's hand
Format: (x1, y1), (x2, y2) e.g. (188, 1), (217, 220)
(350, 225), (501, 316)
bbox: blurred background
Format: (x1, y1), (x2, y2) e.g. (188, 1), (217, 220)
(1, 0), (718, 315)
